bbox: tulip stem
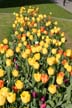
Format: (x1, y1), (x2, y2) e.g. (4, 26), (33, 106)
(7, 67), (11, 87)
(26, 59), (29, 73)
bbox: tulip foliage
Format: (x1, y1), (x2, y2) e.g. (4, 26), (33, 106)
(0, 6), (72, 108)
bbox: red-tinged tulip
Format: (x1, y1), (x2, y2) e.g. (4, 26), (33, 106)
(61, 59), (67, 65)
(41, 74), (49, 84)
(31, 21), (35, 26)
(12, 86), (18, 92)
(26, 44), (32, 52)
(70, 71), (72, 76)
(17, 35), (21, 40)
(0, 80), (4, 88)
(22, 34), (26, 37)
(35, 43), (40, 47)
(58, 72), (64, 78)
(40, 27), (45, 32)
(3, 45), (8, 50)
(58, 49), (63, 55)
(63, 52), (67, 57)
(26, 44), (31, 49)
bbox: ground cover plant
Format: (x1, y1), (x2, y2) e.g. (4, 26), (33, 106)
(0, 6), (72, 108)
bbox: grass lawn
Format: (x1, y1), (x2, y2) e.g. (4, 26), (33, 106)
(0, 4), (72, 19)
(0, 3), (72, 48)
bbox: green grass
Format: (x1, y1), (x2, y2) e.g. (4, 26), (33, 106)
(57, 20), (72, 48)
(58, 20), (72, 37)
(0, 4), (72, 19)
(0, 13), (14, 41)
(0, 3), (72, 46)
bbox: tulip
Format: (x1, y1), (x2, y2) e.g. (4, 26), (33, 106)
(64, 79), (69, 83)
(12, 86), (18, 92)
(14, 58), (17, 63)
(32, 91), (37, 98)
(15, 64), (19, 70)
(41, 96), (45, 102)
(40, 103), (46, 108)
(0, 80), (4, 88)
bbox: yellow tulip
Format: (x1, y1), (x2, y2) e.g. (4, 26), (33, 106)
(52, 49), (57, 54)
(56, 54), (61, 63)
(56, 76), (63, 85)
(23, 41), (27, 46)
(34, 53), (40, 60)
(0, 94), (6, 106)
(33, 62), (40, 69)
(20, 27), (24, 32)
(6, 59), (12, 66)
(16, 47), (20, 53)
(61, 37), (65, 43)
(64, 63), (69, 69)
(3, 38), (8, 44)
(61, 32), (65, 37)
(7, 92), (16, 103)
(48, 84), (56, 94)
(31, 46), (36, 53)
(28, 58), (35, 66)
(21, 36), (26, 42)
(47, 57), (56, 66)
(54, 21), (58, 25)
(44, 43), (49, 48)
(21, 52), (28, 59)
(21, 91), (31, 104)
(0, 69), (5, 77)
(12, 24), (16, 28)
(36, 46), (42, 52)
(27, 31), (30, 37)
(15, 31), (19, 35)
(6, 49), (14, 57)
(46, 21), (51, 26)
(12, 69), (19, 77)
(42, 48), (48, 55)
(40, 41), (44, 46)
(66, 65), (72, 72)
(48, 67), (55, 76)
(34, 23), (37, 27)
(18, 43), (22, 48)
(29, 35), (33, 40)
(52, 39), (56, 44)
(33, 72), (41, 82)
(66, 49), (72, 57)
(15, 80), (24, 90)
(0, 87), (9, 98)
(37, 32), (41, 37)
(25, 49), (31, 55)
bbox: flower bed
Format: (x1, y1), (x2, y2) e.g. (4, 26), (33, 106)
(0, 6), (72, 108)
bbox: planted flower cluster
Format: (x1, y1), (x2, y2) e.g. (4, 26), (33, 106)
(0, 6), (72, 108)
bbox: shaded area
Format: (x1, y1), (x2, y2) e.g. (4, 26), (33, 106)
(0, 0), (55, 8)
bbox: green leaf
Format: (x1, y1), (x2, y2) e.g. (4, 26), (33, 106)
(66, 85), (71, 101)
(42, 88), (47, 94)
(65, 103), (72, 108)
(47, 100), (55, 107)
(56, 101), (63, 107)
(46, 105), (51, 108)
